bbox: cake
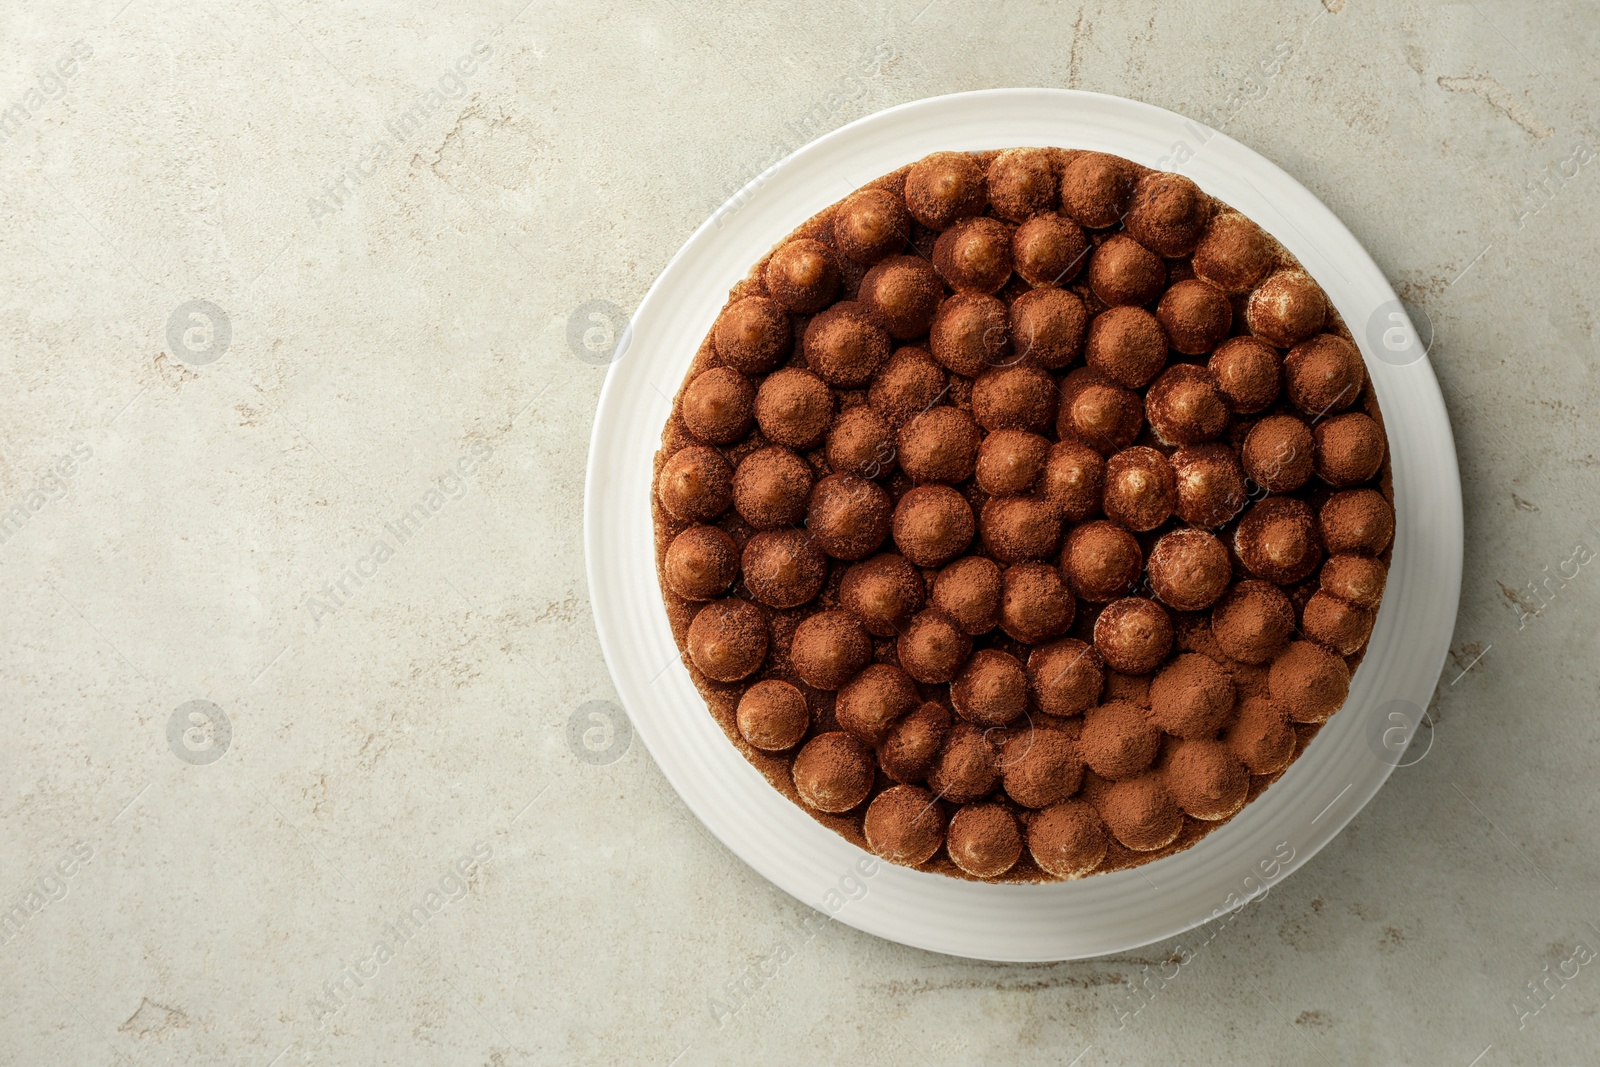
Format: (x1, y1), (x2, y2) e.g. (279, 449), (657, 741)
(652, 148), (1392, 882)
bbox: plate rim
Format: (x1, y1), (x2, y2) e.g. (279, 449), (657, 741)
(584, 87), (1463, 961)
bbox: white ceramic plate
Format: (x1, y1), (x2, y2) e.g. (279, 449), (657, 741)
(583, 89), (1462, 961)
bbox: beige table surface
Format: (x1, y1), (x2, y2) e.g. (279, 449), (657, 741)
(2, 1), (1598, 1064)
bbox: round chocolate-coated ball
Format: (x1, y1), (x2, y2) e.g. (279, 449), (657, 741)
(687, 598), (768, 682)
(897, 406), (980, 484)
(904, 151), (986, 230)
(1268, 640), (1351, 724)
(1171, 443), (1248, 528)
(952, 648), (1028, 727)
(1318, 553), (1388, 610)
(792, 731), (874, 812)
(864, 784), (947, 865)
(1235, 496), (1321, 584)
(1284, 333), (1364, 415)
(1093, 597), (1174, 675)
(1013, 213), (1089, 287)
(789, 610), (872, 691)
(839, 552), (925, 637)
(1057, 367), (1143, 455)
(1029, 800), (1109, 878)
(933, 216), (1014, 294)
(930, 292), (1010, 376)
(742, 529), (827, 609)
(878, 701), (952, 784)
(804, 301), (890, 388)
(1157, 278), (1232, 355)
(973, 364), (1056, 434)
(1147, 528), (1231, 612)
(737, 679), (809, 752)
(807, 474), (892, 561)
(657, 445), (733, 522)
(976, 429), (1051, 497)
(930, 556), (1002, 635)
(1162, 740), (1248, 821)
(1002, 726), (1082, 809)
(733, 446), (812, 529)
(836, 662), (920, 744)
(713, 295), (791, 374)
(1000, 562), (1076, 644)
(1210, 580), (1296, 665)
(869, 346), (947, 428)
(1060, 151), (1134, 228)
(1301, 590), (1376, 655)
(1010, 287), (1089, 370)
(1061, 520), (1142, 602)
(1192, 211), (1274, 294)
(1242, 414), (1315, 493)
(765, 238), (840, 313)
(1246, 269), (1327, 348)
(1094, 774), (1183, 852)
(980, 496), (1062, 564)
(947, 804), (1023, 878)
(1313, 412), (1386, 487)
(754, 367), (834, 450)
(1078, 699), (1160, 779)
(1086, 306), (1167, 389)
(833, 188), (910, 264)
(1103, 446), (1176, 532)
(987, 147), (1057, 222)
(664, 525), (738, 601)
(681, 366), (756, 444)
(898, 609), (973, 684)
(1319, 489), (1394, 556)
(927, 721), (999, 803)
(1124, 171), (1209, 257)
(1210, 336), (1282, 414)
(1145, 363), (1227, 446)
(859, 255), (943, 341)
(893, 485), (975, 568)
(1224, 695), (1296, 775)
(1028, 638), (1105, 717)
(1040, 440), (1107, 521)
(1089, 233), (1165, 307)
(826, 405), (894, 480)
(1149, 653), (1238, 739)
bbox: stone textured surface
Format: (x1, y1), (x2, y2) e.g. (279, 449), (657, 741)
(2, 0), (1597, 1064)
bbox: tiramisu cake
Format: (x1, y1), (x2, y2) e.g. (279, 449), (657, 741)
(652, 148), (1392, 882)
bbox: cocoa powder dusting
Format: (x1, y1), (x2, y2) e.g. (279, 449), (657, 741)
(651, 148), (1392, 882)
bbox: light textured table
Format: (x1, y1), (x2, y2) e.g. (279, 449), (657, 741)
(2, 1), (1596, 1064)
